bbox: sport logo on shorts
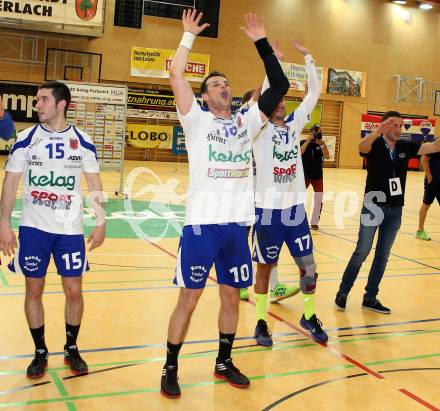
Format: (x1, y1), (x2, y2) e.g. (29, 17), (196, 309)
(24, 256), (42, 272)
(190, 265), (207, 283)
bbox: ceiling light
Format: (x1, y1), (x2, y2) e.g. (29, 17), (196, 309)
(419, 3), (433, 9)
(391, 1), (407, 4)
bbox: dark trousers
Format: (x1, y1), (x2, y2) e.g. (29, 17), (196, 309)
(339, 204), (402, 300)
(305, 178), (323, 225)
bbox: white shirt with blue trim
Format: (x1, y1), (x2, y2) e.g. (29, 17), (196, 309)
(253, 104), (309, 210)
(177, 97), (264, 225)
(6, 124), (99, 235)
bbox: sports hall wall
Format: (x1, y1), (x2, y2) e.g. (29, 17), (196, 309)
(0, 0), (439, 168)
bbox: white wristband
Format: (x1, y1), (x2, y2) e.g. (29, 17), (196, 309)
(179, 31), (196, 50)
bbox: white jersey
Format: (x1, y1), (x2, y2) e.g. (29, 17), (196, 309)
(6, 124), (99, 235)
(253, 104), (310, 209)
(178, 97), (264, 225)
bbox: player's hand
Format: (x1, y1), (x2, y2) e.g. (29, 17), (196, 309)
(427, 175), (433, 184)
(0, 96), (5, 119)
(0, 221), (17, 257)
(241, 13), (266, 42)
(377, 118), (396, 136)
(182, 9), (210, 35)
(292, 40), (310, 56)
(271, 40), (284, 61)
(87, 224), (106, 252)
(252, 86), (262, 102)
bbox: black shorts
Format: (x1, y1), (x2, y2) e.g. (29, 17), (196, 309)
(423, 179), (440, 205)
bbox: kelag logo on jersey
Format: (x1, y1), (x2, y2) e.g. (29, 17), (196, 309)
(273, 145), (298, 162)
(208, 144), (252, 164)
(28, 170), (76, 191)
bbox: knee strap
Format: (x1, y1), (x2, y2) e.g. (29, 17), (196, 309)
(294, 254), (318, 294)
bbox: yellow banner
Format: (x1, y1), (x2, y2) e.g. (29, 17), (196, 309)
(284, 102), (322, 129)
(126, 124), (173, 149)
(130, 47), (210, 83)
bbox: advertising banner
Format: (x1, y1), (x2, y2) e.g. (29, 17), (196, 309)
(130, 47), (210, 82)
(127, 87), (176, 112)
(361, 114), (436, 142)
(0, 0), (103, 27)
(126, 124), (173, 149)
(172, 126), (187, 155)
(0, 82), (39, 122)
(64, 81), (127, 169)
(282, 62), (326, 92)
(65, 82), (127, 104)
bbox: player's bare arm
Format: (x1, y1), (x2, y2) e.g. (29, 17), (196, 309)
(169, 9), (210, 115)
(0, 171), (21, 256)
(84, 172), (106, 251)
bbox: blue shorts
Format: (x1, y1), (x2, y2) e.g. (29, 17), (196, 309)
(173, 224), (253, 289)
(252, 204), (313, 263)
(8, 226), (89, 278)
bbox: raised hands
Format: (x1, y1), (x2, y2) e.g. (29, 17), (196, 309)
(182, 9), (210, 35)
(378, 118), (399, 136)
(241, 13), (266, 42)
(271, 40), (284, 61)
(292, 40), (310, 56)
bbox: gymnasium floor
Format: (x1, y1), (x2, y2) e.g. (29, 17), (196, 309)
(0, 160), (439, 410)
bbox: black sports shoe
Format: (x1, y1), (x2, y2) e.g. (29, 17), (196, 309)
(214, 359), (250, 388)
(254, 319), (273, 347)
(64, 345), (88, 375)
(27, 349), (48, 379)
(335, 291), (348, 311)
(300, 314), (329, 343)
(362, 298), (391, 314)
(161, 365), (181, 398)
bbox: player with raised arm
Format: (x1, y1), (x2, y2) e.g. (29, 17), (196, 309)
(160, 9), (289, 398)
(251, 41), (328, 346)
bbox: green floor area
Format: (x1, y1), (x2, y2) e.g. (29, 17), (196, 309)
(12, 199), (185, 239)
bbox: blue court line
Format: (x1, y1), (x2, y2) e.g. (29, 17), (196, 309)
(1, 317), (439, 361)
(0, 271), (438, 297)
(0, 283), (216, 297)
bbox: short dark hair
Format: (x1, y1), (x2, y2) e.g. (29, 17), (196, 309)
(382, 111), (402, 121)
(38, 81), (71, 117)
(200, 71), (228, 94)
(242, 89), (255, 105)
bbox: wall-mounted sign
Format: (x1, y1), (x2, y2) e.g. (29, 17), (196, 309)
(130, 47), (210, 83)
